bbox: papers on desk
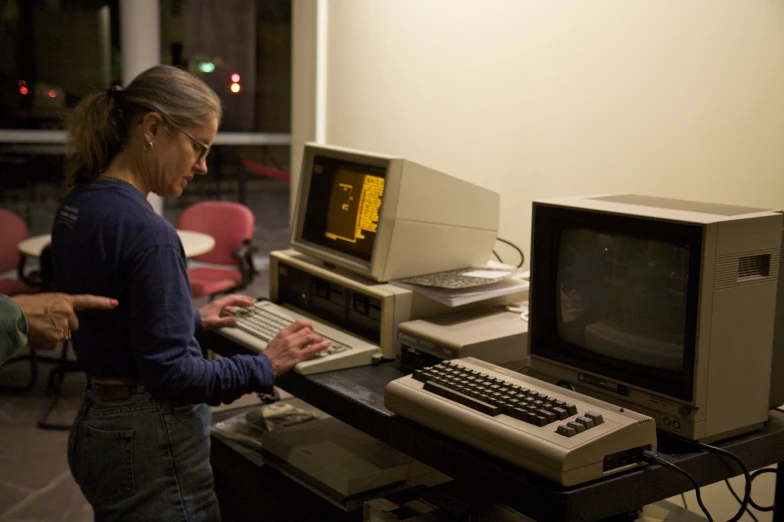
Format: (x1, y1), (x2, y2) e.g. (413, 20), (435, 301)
(391, 267), (529, 307)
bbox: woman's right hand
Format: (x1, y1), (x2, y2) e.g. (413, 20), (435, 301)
(262, 320), (331, 377)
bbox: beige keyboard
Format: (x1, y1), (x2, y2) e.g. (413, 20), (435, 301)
(219, 300), (383, 375)
(384, 357), (657, 486)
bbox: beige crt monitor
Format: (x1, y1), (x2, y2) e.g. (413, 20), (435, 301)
(289, 143), (500, 282)
(526, 194), (783, 442)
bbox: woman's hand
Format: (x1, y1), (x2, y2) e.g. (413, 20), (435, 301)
(262, 320), (331, 376)
(198, 294), (256, 331)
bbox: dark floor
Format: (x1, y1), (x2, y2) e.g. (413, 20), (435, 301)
(0, 178), (289, 522)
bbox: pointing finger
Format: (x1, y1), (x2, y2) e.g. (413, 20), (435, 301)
(70, 295), (119, 312)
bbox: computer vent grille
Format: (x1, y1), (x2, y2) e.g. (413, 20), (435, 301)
(714, 249), (779, 290)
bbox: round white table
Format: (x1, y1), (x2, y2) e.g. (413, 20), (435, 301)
(176, 230), (216, 258)
(18, 231), (216, 259)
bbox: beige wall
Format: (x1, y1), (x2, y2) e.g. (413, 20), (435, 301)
(293, 0), (784, 269)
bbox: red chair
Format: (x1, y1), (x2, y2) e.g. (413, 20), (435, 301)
(0, 209), (47, 394)
(0, 209), (39, 296)
(177, 201), (258, 300)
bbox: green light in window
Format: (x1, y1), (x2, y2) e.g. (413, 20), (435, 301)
(198, 62), (216, 73)
(301, 293), (307, 299)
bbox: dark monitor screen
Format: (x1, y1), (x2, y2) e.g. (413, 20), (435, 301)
(558, 228), (689, 371)
(530, 206), (703, 401)
(300, 155), (387, 262)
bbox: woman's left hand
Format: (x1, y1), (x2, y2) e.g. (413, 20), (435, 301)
(198, 294), (256, 331)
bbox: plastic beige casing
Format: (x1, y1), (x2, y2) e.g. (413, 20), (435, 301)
(385, 357), (657, 487)
(289, 142), (500, 282)
(270, 249), (462, 359)
(527, 194), (782, 442)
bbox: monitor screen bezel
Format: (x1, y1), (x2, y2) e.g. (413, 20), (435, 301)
(289, 143), (401, 280)
(528, 203), (703, 402)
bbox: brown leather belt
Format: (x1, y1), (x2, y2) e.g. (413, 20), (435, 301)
(88, 377), (145, 401)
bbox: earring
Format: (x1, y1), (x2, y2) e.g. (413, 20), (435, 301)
(143, 141), (154, 152)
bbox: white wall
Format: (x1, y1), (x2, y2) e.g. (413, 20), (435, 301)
(301, 0), (784, 268)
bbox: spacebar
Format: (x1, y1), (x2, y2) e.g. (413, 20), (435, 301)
(422, 382), (502, 416)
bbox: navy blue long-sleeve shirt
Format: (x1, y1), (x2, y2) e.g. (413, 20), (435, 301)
(51, 180), (274, 405)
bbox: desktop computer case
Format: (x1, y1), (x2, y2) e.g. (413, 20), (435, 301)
(269, 249), (459, 359)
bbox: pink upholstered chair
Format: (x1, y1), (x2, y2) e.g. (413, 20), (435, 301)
(0, 209), (39, 296)
(177, 201), (258, 300)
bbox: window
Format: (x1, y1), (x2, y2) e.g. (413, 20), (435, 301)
(0, 0), (121, 130)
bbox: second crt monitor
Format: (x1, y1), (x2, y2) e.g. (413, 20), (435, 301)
(289, 142), (500, 282)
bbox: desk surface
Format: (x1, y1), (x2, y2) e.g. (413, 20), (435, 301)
(201, 330), (784, 522)
(18, 231), (215, 258)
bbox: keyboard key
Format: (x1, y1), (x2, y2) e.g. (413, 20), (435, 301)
(423, 381), (502, 416)
(585, 412), (604, 425)
(556, 425), (577, 437)
(575, 417), (596, 429)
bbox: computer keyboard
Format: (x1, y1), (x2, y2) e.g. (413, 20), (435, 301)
(218, 300), (383, 375)
(384, 357), (657, 486)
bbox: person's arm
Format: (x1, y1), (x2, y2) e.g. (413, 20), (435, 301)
(0, 294), (28, 366)
(127, 244), (327, 405)
(193, 310), (201, 332)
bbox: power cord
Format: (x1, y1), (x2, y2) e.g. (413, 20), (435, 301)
(726, 467), (776, 517)
(724, 479), (758, 522)
(641, 450), (714, 522)
(644, 443), (755, 522)
(696, 442), (751, 522)
(748, 468), (776, 511)
(493, 237), (525, 268)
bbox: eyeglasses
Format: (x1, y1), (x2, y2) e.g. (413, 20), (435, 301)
(168, 123), (211, 163)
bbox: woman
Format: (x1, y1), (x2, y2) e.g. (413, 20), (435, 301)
(50, 65), (329, 521)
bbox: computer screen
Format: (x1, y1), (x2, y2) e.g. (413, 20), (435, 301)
(527, 194), (782, 442)
(555, 226), (698, 400)
(300, 155), (387, 263)
(290, 143), (500, 283)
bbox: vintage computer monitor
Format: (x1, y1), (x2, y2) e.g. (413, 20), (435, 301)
(289, 142), (500, 282)
(526, 194), (782, 442)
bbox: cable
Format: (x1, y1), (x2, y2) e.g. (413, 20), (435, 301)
(491, 249), (502, 263)
(556, 380), (576, 391)
(495, 237), (525, 268)
(748, 468), (776, 512)
(696, 442), (751, 522)
(642, 450), (713, 522)
(724, 479), (758, 522)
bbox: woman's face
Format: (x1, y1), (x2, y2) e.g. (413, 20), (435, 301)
(153, 118), (218, 198)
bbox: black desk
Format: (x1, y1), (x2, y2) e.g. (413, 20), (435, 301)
(201, 330), (784, 522)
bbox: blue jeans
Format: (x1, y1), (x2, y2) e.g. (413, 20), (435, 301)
(68, 387), (221, 521)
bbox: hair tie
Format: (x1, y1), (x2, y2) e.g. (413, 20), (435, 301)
(106, 85), (124, 101)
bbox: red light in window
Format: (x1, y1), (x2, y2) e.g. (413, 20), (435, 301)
(230, 73), (240, 83)
(48, 89), (57, 98)
(18, 80), (27, 87)
(19, 86), (29, 95)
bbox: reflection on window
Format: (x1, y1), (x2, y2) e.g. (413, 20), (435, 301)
(161, 0), (291, 132)
(0, 0), (120, 130)
(0, 0), (291, 133)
